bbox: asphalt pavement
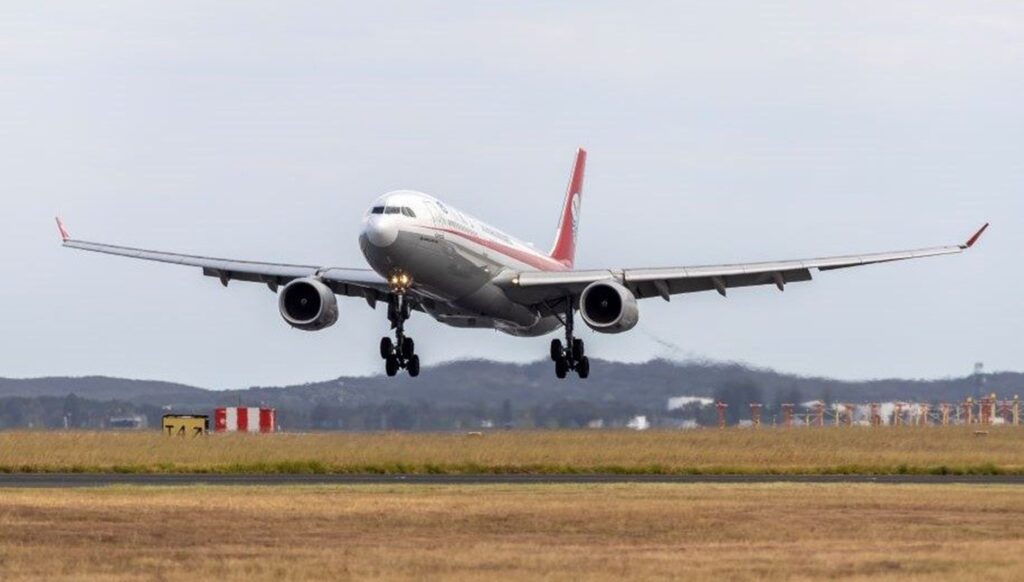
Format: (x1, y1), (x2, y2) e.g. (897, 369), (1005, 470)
(0, 473), (1021, 488)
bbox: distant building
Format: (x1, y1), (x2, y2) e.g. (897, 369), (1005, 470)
(667, 396), (714, 411)
(108, 415), (147, 430)
(627, 416), (650, 431)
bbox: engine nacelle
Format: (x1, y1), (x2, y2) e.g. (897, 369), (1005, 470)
(579, 280), (639, 334)
(278, 278), (339, 331)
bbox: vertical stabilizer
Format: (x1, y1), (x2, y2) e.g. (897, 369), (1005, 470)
(549, 148), (586, 268)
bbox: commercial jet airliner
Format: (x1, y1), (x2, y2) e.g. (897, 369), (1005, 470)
(58, 149), (988, 379)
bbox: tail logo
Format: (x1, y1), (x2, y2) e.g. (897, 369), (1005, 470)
(570, 193), (581, 242)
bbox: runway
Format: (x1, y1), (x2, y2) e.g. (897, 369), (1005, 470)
(0, 473), (1021, 488)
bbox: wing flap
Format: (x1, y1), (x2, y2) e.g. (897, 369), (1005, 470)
(630, 267), (814, 300)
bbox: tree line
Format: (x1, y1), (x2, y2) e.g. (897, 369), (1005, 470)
(0, 382), (845, 431)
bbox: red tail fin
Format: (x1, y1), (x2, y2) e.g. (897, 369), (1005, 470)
(549, 148), (586, 268)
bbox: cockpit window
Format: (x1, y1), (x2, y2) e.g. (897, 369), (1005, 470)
(374, 204), (416, 217)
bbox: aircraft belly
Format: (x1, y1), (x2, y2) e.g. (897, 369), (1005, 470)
(498, 315), (562, 337)
(361, 230), (544, 332)
(448, 282), (540, 328)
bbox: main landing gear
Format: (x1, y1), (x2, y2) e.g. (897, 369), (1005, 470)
(550, 299), (589, 380)
(380, 293), (420, 378)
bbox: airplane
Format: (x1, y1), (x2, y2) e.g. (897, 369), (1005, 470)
(58, 148), (988, 379)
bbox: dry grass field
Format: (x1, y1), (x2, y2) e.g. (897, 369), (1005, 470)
(0, 427), (1021, 475)
(0, 483), (1022, 581)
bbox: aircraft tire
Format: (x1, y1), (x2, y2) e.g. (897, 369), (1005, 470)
(572, 339), (585, 362)
(385, 355), (400, 377)
(380, 337), (394, 360)
(408, 355), (421, 378)
(555, 357), (568, 379)
(577, 356), (590, 379)
(550, 339), (564, 362)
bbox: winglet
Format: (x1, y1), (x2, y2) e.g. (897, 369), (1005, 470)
(55, 217), (70, 243)
(963, 222), (989, 249)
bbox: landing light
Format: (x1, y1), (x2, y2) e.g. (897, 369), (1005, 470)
(388, 270), (413, 293)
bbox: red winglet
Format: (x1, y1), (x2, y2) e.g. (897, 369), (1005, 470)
(55, 217), (70, 242)
(964, 222), (989, 249)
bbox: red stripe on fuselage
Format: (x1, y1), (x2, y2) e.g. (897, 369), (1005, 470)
(424, 227), (567, 272)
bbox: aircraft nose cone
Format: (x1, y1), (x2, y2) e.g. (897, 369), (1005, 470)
(363, 216), (399, 247)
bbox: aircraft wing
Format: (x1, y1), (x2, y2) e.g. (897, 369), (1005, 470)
(497, 224), (989, 306)
(57, 219), (390, 301)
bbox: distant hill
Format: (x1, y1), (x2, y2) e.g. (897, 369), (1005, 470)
(1, 359), (1019, 412)
(0, 376), (209, 404)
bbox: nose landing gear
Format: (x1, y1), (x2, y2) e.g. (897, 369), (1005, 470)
(380, 293), (420, 377)
(550, 299), (589, 379)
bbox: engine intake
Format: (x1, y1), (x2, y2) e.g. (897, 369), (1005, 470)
(278, 278), (339, 331)
(580, 280), (639, 334)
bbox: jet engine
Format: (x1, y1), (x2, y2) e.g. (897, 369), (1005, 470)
(278, 278), (339, 331)
(579, 280), (639, 334)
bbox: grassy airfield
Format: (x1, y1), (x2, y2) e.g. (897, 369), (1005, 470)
(0, 427), (1021, 475)
(0, 483), (1022, 580)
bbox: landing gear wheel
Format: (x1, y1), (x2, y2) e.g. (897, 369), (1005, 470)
(555, 357), (568, 379)
(380, 337), (394, 360)
(576, 356), (590, 379)
(383, 293), (423, 378)
(407, 354), (421, 378)
(550, 339), (564, 362)
(385, 356), (400, 377)
(571, 339), (585, 362)
(550, 297), (592, 380)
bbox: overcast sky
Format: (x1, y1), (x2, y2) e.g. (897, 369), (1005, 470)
(1, 1), (1020, 388)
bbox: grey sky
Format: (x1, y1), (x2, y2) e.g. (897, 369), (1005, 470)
(1, 1), (1020, 388)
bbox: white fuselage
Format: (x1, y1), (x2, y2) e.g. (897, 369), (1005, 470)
(359, 190), (565, 336)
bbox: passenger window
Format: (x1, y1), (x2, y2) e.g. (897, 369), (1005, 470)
(371, 206), (385, 214)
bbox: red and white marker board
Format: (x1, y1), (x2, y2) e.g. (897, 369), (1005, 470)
(214, 407), (276, 433)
